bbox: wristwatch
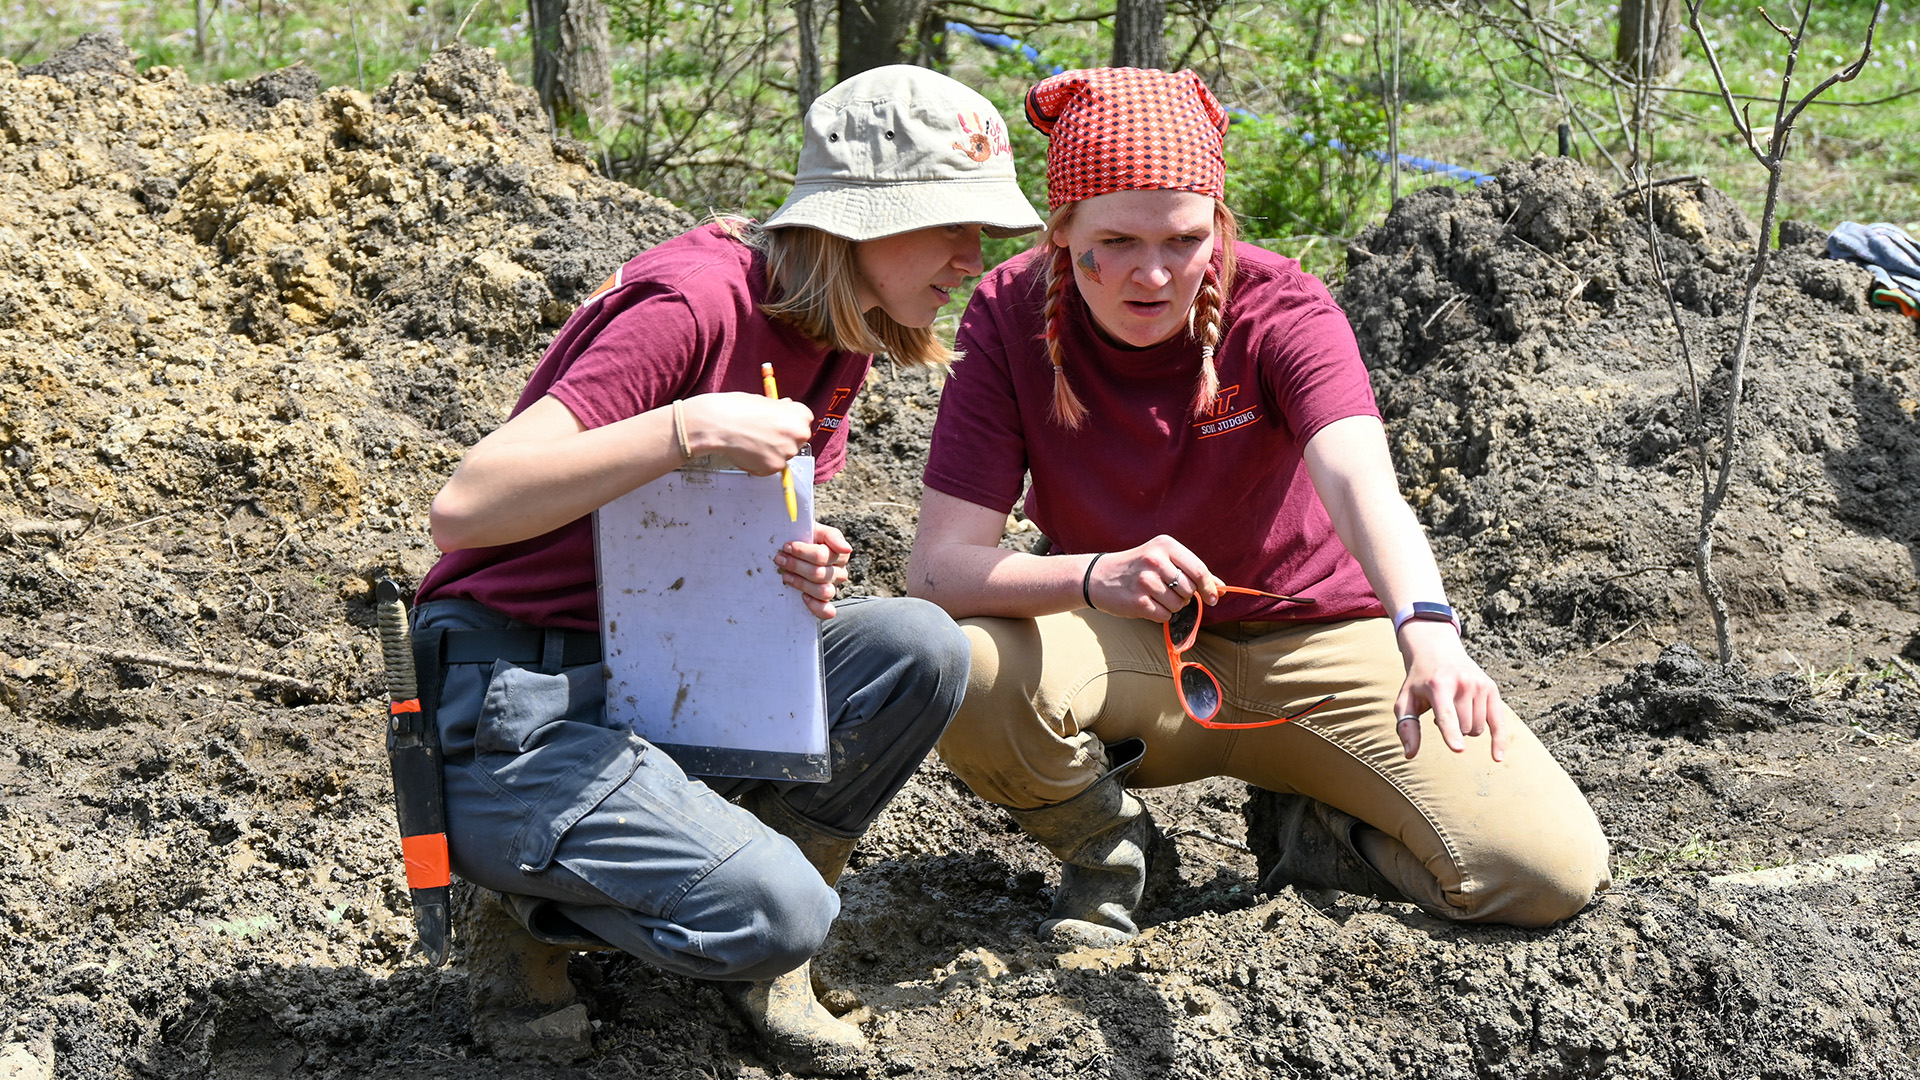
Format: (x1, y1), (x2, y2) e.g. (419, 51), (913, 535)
(1392, 600), (1461, 636)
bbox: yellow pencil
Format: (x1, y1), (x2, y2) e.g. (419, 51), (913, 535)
(761, 363), (798, 522)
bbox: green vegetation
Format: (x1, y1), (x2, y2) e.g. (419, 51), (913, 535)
(7, 0), (1916, 283)
(1613, 832), (1733, 879)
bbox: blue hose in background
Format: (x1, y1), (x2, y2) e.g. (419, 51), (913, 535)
(945, 22), (1067, 76)
(945, 21), (1493, 187)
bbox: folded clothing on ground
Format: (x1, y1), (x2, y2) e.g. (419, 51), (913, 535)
(1826, 221), (1920, 318)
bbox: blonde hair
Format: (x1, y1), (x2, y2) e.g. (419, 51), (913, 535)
(718, 216), (953, 368)
(1037, 200), (1239, 429)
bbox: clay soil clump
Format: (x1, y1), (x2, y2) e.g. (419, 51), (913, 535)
(1, 40), (1917, 1079)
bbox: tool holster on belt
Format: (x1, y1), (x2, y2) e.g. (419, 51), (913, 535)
(375, 580), (453, 967)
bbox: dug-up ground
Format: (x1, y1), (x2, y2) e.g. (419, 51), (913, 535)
(1, 35), (1917, 1080)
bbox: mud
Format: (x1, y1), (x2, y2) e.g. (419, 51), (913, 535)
(1342, 157), (1920, 662)
(2, 38), (1918, 1080)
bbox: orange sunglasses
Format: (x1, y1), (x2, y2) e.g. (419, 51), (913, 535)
(1164, 585), (1333, 729)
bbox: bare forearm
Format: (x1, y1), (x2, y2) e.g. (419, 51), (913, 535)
(1320, 480), (1448, 615)
(907, 540), (1094, 619)
(1304, 416), (1449, 615)
(430, 409), (682, 551)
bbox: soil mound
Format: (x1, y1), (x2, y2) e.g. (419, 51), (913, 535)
(2, 39), (1919, 1080)
(1342, 156), (1920, 657)
(0, 36), (686, 673)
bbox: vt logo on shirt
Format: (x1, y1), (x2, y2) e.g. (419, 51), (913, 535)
(815, 386), (855, 433)
(1193, 384), (1259, 439)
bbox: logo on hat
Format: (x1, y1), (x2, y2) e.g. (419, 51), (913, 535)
(953, 112), (1012, 163)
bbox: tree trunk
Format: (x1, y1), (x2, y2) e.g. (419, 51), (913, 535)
(796, 0), (823, 116)
(837, 0), (933, 81)
(1111, 0), (1167, 70)
(531, 0), (615, 129)
(1616, 0), (1683, 82)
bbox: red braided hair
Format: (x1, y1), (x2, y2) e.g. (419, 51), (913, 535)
(1189, 201), (1239, 416)
(1042, 240), (1089, 429)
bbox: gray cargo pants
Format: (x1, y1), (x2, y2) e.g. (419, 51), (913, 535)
(411, 595), (967, 982)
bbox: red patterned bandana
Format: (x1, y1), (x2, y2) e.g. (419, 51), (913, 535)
(1025, 67), (1229, 210)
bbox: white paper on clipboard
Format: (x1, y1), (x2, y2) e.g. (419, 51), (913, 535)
(593, 453), (829, 782)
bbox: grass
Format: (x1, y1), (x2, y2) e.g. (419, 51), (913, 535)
(1613, 832), (1734, 879)
(3, 0), (530, 92)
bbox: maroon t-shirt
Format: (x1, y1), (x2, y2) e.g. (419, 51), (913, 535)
(924, 241), (1386, 625)
(418, 223), (871, 629)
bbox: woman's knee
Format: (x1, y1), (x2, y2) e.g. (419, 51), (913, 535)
(680, 834), (839, 979)
(849, 597), (969, 672)
(1453, 812), (1612, 927)
(894, 597), (973, 719)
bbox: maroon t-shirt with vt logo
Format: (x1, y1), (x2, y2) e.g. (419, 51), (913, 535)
(925, 241), (1386, 626)
(419, 223), (870, 630)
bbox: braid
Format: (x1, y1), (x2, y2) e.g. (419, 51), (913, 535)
(1189, 200), (1241, 418)
(1042, 242), (1088, 429)
(1190, 265), (1223, 415)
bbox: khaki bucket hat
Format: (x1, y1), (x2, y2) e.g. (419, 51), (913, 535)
(765, 65), (1044, 241)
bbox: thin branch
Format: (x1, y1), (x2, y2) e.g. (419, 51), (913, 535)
(1609, 174), (1703, 198)
(1777, 6), (1881, 135)
(1644, 81), (1919, 108)
(1769, 0), (1813, 153)
(1631, 169), (1705, 457)
(1163, 827), (1252, 854)
(1565, 94), (1628, 182)
(1685, 0), (1761, 159)
(653, 155), (797, 185)
(1452, 0), (1698, 122)
(456, 0), (487, 38)
(1757, 5), (1794, 40)
(943, 1), (1117, 26)
(1600, 562), (1689, 583)
(37, 642), (330, 701)
(1578, 619), (1647, 659)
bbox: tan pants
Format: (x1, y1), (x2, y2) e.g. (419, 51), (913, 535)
(937, 612), (1611, 927)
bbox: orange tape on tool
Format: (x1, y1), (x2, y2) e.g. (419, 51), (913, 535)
(401, 832), (452, 889)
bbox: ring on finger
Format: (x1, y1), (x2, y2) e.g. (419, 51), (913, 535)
(1395, 715), (1420, 726)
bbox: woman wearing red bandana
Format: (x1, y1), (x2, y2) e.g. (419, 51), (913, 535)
(908, 67), (1608, 944)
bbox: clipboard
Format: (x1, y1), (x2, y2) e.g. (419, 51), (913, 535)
(593, 453), (830, 782)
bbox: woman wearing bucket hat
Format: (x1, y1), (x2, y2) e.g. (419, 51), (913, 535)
(412, 66), (1040, 1072)
(907, 67), (1609, 945)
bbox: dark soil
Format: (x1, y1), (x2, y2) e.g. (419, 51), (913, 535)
(2, 38), (1917, 1080)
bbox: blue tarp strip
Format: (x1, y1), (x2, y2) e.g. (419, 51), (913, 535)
(945, 21), (1494, 186)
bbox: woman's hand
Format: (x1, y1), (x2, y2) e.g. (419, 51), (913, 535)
(683, 392), (815, 476)
(1085, 534), (1214, 622)
(1391, 620), (1507, 762)
(775, 523), (854, 620)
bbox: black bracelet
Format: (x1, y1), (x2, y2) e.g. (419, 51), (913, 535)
(1081, 553), (1106, 610)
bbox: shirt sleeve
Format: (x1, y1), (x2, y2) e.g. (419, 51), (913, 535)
(923, 288), (1031, 514)
(546, 282), (704, 431)
(1257, 279), (1380, 445)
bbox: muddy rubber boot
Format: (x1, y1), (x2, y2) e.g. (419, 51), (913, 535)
(1005, 738), (1155, 949)
(459, 886), (593, 1064)
(723, 787), (870, 1078)
(1253, 793), (1411, 904)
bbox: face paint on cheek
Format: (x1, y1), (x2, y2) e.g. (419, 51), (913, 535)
(1076, 248), (1102, 284)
